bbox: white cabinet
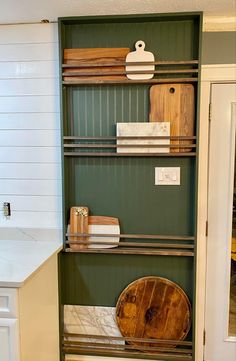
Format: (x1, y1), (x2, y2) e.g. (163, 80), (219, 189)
(0, 288), (18, 318)
(0, 288), (19, 361)
(0, 253), (59, 361)
(0, 318), (19, 361)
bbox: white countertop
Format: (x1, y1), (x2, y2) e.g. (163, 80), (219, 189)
(0, 228), (63, 288)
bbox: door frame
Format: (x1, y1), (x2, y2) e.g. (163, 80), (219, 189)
(196, 64), (236, 361)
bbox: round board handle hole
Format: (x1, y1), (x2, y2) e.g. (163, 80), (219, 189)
(169, 87), (175, 94)
(135, 40), (145, 50)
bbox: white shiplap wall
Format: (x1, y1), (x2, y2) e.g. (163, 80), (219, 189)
(0, 23), (61, 228)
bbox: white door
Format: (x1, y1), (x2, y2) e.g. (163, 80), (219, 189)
(205, 83), (236, 361)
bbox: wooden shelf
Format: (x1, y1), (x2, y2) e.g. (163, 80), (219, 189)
(65, 248), (194, 257)
(65, 233), (195, 256)
(63, 77), (198, 85)
(63, 135), (197, 157)
(64, 152), (196, 157)
(62, 70), (198, 77)
(63, 333), (193, 360)
(64, 136), (197, 140)
(62, 60), (199, 68)
(62, 59), (199, 85)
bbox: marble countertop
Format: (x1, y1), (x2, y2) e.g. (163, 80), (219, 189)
(0, 228), (63, 288)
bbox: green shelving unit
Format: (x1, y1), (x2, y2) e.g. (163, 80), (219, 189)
(58, 12), (202, 361)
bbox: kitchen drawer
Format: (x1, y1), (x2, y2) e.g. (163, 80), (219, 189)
(0, 288), (18, 318)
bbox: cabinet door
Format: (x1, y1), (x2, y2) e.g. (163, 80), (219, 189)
(0, 318), (19, 361)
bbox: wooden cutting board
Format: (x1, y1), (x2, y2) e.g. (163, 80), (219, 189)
(70, 206), (89, 250)
(116, 276), (191, 349)
(149, 84), (195, 152)
(69, 208), (120, 249)
(63, 48), (130, 81)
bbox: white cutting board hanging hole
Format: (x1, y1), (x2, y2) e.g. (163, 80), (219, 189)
(126, 40), (155, 80)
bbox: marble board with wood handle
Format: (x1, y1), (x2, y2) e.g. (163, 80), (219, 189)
(149, 83), (195, 152)
(69, 208), (120, 249)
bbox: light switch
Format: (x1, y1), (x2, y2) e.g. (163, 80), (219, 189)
(155, 167), (180, 185)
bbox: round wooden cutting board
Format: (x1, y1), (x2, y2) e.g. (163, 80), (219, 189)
(116, 276), (191, 349)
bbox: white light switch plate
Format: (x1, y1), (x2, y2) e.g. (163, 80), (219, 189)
(155, 167), (180, 185)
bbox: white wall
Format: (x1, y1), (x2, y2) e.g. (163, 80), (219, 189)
(0, 23), (61, 228)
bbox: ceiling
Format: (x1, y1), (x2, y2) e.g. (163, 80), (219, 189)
(0, 0), (236, 24)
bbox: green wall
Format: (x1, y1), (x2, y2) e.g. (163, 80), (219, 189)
(202, 31), (236, 64)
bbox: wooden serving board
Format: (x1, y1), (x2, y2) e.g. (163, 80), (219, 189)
(88, 216), (120, 249)
(149, 84), (195, 152)
(116, 276), (191, 349)
(70, 206), (89, 250)
(69, 210), (120, 249)
(63, 48), (130, 81)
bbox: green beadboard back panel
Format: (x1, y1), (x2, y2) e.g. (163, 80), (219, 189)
(65, 85), (149, 136)
(60, 252), (193, 307)
(64, 157), (195, 235)
(63, 17), (199, 61)
(63, 84), (196, 235)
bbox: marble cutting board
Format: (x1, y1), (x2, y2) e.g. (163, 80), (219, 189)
(64, 305), (124, 345)
(116, 122), (170, 153)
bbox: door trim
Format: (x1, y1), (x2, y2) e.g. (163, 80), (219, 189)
(196, 64), (236, 361)
(224, 102), (236, 343)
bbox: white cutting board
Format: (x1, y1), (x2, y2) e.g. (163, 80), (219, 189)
(117, 122), (170, 153)
(68, 215), (120, 249)
(88, 216), (120, 249)
(126, 40), (155, 80)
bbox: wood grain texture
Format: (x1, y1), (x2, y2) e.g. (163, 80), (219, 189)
(88, 216), (119, 226)
(70, 207), (89, 250)
(116, 276), (191, 349)
(69, 214), (120, 249)
(63, 48), (130, 81)
(149, 84), (195, 152)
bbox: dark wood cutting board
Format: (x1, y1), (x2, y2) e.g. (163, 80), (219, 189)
(149, 84), (195, 152)
(63, 48), (130, 81)
(116, 276), (191, 349)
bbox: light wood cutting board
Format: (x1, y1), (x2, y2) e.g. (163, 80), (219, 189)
(116, 276), (191, 349)
(63, 48), (130, 81)
(149, 84), (195, 152)
(70, 206), (89, 250)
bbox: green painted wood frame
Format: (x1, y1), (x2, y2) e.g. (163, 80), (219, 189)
(58, 12), (203, 361)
